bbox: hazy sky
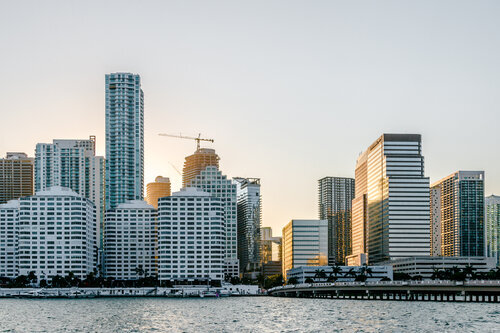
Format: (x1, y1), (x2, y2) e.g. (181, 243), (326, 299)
(1, 1), (499, 235)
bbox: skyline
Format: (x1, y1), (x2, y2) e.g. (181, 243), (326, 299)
(2, 1), (500, 235)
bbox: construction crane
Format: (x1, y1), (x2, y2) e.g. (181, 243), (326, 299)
(158, 133), (214, 150)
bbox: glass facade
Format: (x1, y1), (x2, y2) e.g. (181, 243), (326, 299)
(105, 73), (144, 210)
(318, 177), (355, 265)
(486, 195), (500, 265)
(431, 171), (485, 257)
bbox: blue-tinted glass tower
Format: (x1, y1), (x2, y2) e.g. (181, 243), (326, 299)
(105, 73), (144, 210)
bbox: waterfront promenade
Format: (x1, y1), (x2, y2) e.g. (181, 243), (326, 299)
(0, 285), (262, 298)
(268, 280), (500, 302)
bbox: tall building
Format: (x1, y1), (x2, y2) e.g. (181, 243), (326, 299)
(349, 134), (430, 264)
(17, 187), (96, 282)
(105, 72), (144, 210)
(430, 171), (485, 257)
(188, 166), (239, 277)
(104, 200), (157, 280)
(146, 176), (171, 209)
(157, 187), (225, 283)
(0, 200), (19, 278)
(182, 148), (219, 187)
(0, 152), (34, 204)
(486, 195), (500, 265)
(35, 138), (105, 249)
(281, 219), (328, 280)
(318, 177), (355, 265)
(234, 177), (262, 273)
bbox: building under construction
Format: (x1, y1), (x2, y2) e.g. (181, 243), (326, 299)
(182, 148), (220, 187)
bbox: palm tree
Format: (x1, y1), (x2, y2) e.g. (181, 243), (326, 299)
(345, 268), (357, 279)
(463, 264), (475, 279)
(314, 269), (327, 282)
(134, 266), (145, 278)
(365, 267), (373, 278)
(27, 271), (37, 286)
(331, 264), (342, 278)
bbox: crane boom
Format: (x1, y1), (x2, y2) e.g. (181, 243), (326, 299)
(159, 133), (214, 150)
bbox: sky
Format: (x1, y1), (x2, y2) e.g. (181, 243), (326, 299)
(1, 1), (500, 236)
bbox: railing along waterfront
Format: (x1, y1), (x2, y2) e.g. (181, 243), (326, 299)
(268, 280), (500, 303)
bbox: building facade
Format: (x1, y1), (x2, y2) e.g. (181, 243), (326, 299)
(386, 256), (496, 279)
(146, 176), (171, 209)
(157, 187), (225, 283)
(104, 200), (157, 280)
(0, 200), (19, 278)
(0, 153), (34, 204)
(281, 219), (328, 280)
(187, 166), (239, 277)
(105, 72), (144, 210)
(261, 227), (282, 263)
(234, 177), (261, 273)
(35, 138), (105, 249)
(287, 265), (393, 284)
(182, 148), (219, 187)
(318, 177), (355, 265)
(350, 134), (430, 264)
(430, 171), (485, 257)
(17, 187), (96, 282)
(485, 195), (500, 264)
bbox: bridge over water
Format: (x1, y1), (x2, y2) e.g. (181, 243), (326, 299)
(268, 280), (500, 303)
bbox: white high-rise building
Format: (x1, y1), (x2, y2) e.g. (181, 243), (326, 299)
(104, 200), (157, 280)
(485, 195), (500, 265)
(0, 200), (20, 278)
(35, 138), (105, 250)
(17, 187), (96, 282)
(188, 166), (239, 277)
(234, 177), (261, 273)
(157, 187), (225, 283)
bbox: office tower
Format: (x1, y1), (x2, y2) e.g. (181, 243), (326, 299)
(182, 148), (219, 187)
(188, 166), (239, 277)
(105, 72), (144, 210)
(157, 187), (225, 283)
(17, 187), (96, 282)
(0, 153), (34, 204)
(35, 138), (105, 249)
(234, 177), (262, 273)
(0, 200), (19, 278)
(146, 176), (171, 209)
(281, 219), (328, 280)
(318, 177), (355, 265)
(486, 195), (500, 265)
(349, 134), (430, 264)
(104, 200), (157, 280)
(430, 171), (485, 257)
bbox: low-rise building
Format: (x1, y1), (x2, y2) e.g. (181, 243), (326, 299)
(287, 265), (393, 284)
(104, 200), (157, 280)
(385, 256), (497, 279)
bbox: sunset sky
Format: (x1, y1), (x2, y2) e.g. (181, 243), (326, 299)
(1, 1), (499, 235)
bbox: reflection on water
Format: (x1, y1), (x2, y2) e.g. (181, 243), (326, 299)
(0, 297), (498, 332)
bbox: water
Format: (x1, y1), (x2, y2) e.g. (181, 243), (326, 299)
(0, 297), (498, 332)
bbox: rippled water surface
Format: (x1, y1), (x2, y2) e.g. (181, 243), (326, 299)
(0, 297), (499, 332)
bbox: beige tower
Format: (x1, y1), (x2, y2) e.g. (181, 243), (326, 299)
(146, 176), (171, 209)
(0, 152), (34, 204)
(182, 148), (219, 187)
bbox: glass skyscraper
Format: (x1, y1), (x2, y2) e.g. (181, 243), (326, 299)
(234, 177), (261, 273)
(318, 177), (355, 265)
(105, 73), (144, 210)
(431, 171), (485, 257)
(350, 134), (431, 264)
